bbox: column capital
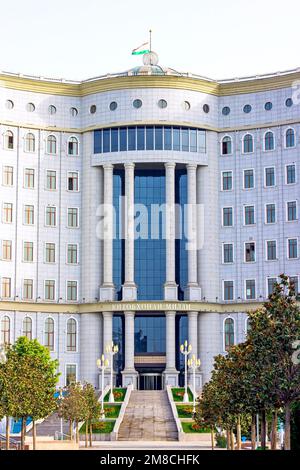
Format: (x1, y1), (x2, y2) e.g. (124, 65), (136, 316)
(124, 162), (135, 170)
(102, 311), (113, 318)
(188, 311), (199, 318)
(102, 163), (114, 171)
(165, 310), (177, 317)
(164, 162), (176, 170)
(124, 310), (135, 317)
(186, 163), (197, 171)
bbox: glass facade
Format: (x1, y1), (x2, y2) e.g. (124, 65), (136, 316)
(113, 315), (125, 386)
(175, 170), (188, 299)
(134, 315), (166, 354)
(113, 169), (125, 300)
(94, 126), (206, 154)
(176, 315), (188, 386)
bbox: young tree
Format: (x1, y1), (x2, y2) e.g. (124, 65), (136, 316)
(58, 382), (88, 443)
(81, 383), (101, 447)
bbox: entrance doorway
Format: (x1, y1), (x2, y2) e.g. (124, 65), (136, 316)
(138, 373), (163, 390)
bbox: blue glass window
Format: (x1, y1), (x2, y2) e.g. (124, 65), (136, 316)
(190, 129), (197, 152)
(173, 127), (180, 151)
(155, 127), (163, 150)
(94, 130), (102, 154)
(164, 127), (172, 150)
(134, 316), (166, 353)
(176, 315), (188, 386)
(113, 315), (124, 386)
(113, 170), (125, 299)
(146, 127), (154, 150)
(137, 127), (145, 150)
(175, 170), (188, 300)
(120, 128), (127, 151)
(181, 128), (189, 151)
(103, 129), (110, 153)
(198, 130), (206, 153)
(128, 127), (136, 151)
(111, 128), (119, 152)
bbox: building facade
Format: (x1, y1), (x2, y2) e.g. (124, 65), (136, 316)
(0, 56), (299, 390)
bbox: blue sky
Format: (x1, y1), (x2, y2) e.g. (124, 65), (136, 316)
(0, 0), (299, 80)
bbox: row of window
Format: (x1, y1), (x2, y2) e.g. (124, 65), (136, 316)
(1, 240), (78, 264)
(221, 164), (296, 190)
(221, 128), (296, 155)
(222, 239), (299, 264)
(223, 276), (299, 302)
(0, 315), (78, 352)
(1, 167), (80, 191)
(2, 131), (79, 155)
(1, 204), (79, 227)
(0, 278), (78, 302)
(221, 97), (293, 117)
(94, 126), (206, 154)
(222, 204), (298, 226)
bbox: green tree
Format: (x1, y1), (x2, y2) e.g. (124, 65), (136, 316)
(58, 382), (88, 443)
(81, 383), (101, 447)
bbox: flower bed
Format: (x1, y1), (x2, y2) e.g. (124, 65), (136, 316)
(176, 404), (194, 418)
(104, 388), (126, 402)
(103, 404), (121, 419)
(182, 421), (211, 434)
(171, 387), (193, 402)
(80, 420), (115, 434)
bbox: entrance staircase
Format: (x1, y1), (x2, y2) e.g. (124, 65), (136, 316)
(117, 391), (178, 441)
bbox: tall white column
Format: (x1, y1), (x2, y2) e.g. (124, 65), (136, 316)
(163, 311), (179, 387)
(121, 311), (138, 388)
(185, 163), (201, 300)
(122, 163), (137, 300)
(164, 162), (178, 300)
(99, 163), (115, 301)
(188, 311), (202, 390)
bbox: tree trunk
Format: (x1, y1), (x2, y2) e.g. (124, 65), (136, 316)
(251, 414), (256, 450)
(284, 403), (291, 450)
(226, 429), (230, 450)
(5, 416), (10, 450)
(76, 421), (79, 444)
(271, 411), (278, 450)
(236, 415), (241, 450)
(261, 410), (266, 450)
(32, 420), (36, 450)
(210, 426), (215, 450)
(69, 420), (73, 441)
(21, 417), (26, 450)
(85, 421), (88, 448)
(230, 429), (235, 450)
(89, 421), (93, 447)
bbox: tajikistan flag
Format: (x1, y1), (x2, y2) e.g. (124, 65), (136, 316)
(132, 42), (150, 55)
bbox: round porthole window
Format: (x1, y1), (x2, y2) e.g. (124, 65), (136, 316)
(26, 102), (35, 112)
(222, 106), (230, 116)
(264, 101), (272, 111)
(70, 107), (78, 117)
(109, 101), (118, 111)
(243, 104), (252, 114)
(6, 100), (14, 110)
(158, 99), (167, 109)
(203, 104), (210, 113)
(90, 105), (97, 114)
(285, 98), (293, 107)
(48, 105), (57, 115)
(183, 101), (191, 111)
(133, 99), (142, 109)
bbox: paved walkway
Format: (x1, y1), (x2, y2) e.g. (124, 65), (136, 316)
(118, 391), (178, 441)
(81, 441), (215, 450)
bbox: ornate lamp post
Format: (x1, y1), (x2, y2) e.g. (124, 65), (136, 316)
(96, 354), (109, 419)
(105, 342), (119, 403)
(180, 340), (192, 403)
(188, 355), (201, 415)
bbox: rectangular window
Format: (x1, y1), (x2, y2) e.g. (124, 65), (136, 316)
(111, 128), (119, 152)
(286, 164), (296, 184)
(119, 128), (127, 151)
(267, 277), (277, 296)
(2, 240), (12, 261)
(67, 281), (78, 301)
(287, 201), (297, 221)
(46, 170), (56, 190)
(190, 129), (197, 152)
(146, 127), (154, 150)
(266, 204), (276, 224)
(265, 167), (275, 187)
(1, 277), (11, 298)
(245, 242), (255, 262)
(223, 207), (233, 226)
(103, 129), (110, 153)
(67, 244), (78, 264)
(244, 169), (254, 189)
(128, 127), (136, 151)
(181, 128), (189, 152)
(137, 127), (145, 150)
(45, 280), (55, 301)
(223, 243), (233, 263)
(23, 242), (33, 262)
(244, 206), (255, 225)
(267, 240), (277, 260)
(24, 168), (35, 189)
(224, 281), (234, 301)
(197, 130), (206, 153)
(67, 172), (79, 191)
(23, 279), (33, 300)
(24, 205), (34, 225)
(45, 243), (56, 263)
(246, 279), (256, 300)
(155, 127), (163, 150)
(222, 171), (233, 191)
(68, 208), (79, 228)
(3, 203), (13, 223)
(288, 239), (298, 259)
(66, 364), (77, 386)
(164, 127), (172, 150)
(2, 166), (14, 186)
(46, 207), (56, 226)
(173, 127), (180, 151)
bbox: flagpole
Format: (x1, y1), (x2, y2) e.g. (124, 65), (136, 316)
(149, 29), (152, 52)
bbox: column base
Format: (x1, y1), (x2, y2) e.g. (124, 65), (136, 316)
(121, 369), (138, 389)
(163, 369), (179, 387)
(184, 285), (202, 301)
(99, 284), (115, 301)
(188, 371), (202, 393)
(164, 283), (178, 301)
(122, 284), (137, 301)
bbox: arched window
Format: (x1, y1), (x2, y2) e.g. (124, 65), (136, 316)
(264, 131), (274, 151)
(4, 131), (14, 150)
(25, 133), (35, 152)
(224, 318), (234, 351)
(1, 316), (10, 345)
(23, 317), (32, 340)
(222, 136), (232, 155)
(243, 134), (253, 153)
(68, 137), (79, 156)
(47, 135), (57, 155)
(286, 128), (295, 148)
(44, 317), (54, 351)
(66, 319), (77, 352)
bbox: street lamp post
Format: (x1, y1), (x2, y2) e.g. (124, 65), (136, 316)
(187, 355), (201, 415)
(58, 388), (64, 439)
(180, 340), (192, 403)
(105, 342), (119, 403)
(96, 354), (109, 419)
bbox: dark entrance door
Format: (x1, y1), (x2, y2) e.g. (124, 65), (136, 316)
(138, 373), (163, 390)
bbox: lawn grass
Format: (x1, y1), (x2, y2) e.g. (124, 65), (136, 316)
(104, 388), (127, 402)
(181, 421), (211, 434)
(80, 420), (115, 434)
(176, 404), (194, 418)
(103, 404), (121, 419)
(171, 387), (193, 402)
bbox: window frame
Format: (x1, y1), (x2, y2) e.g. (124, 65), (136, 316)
(263, 130), (275, 152)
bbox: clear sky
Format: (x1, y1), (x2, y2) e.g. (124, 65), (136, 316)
(0, 0), (299, 81)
